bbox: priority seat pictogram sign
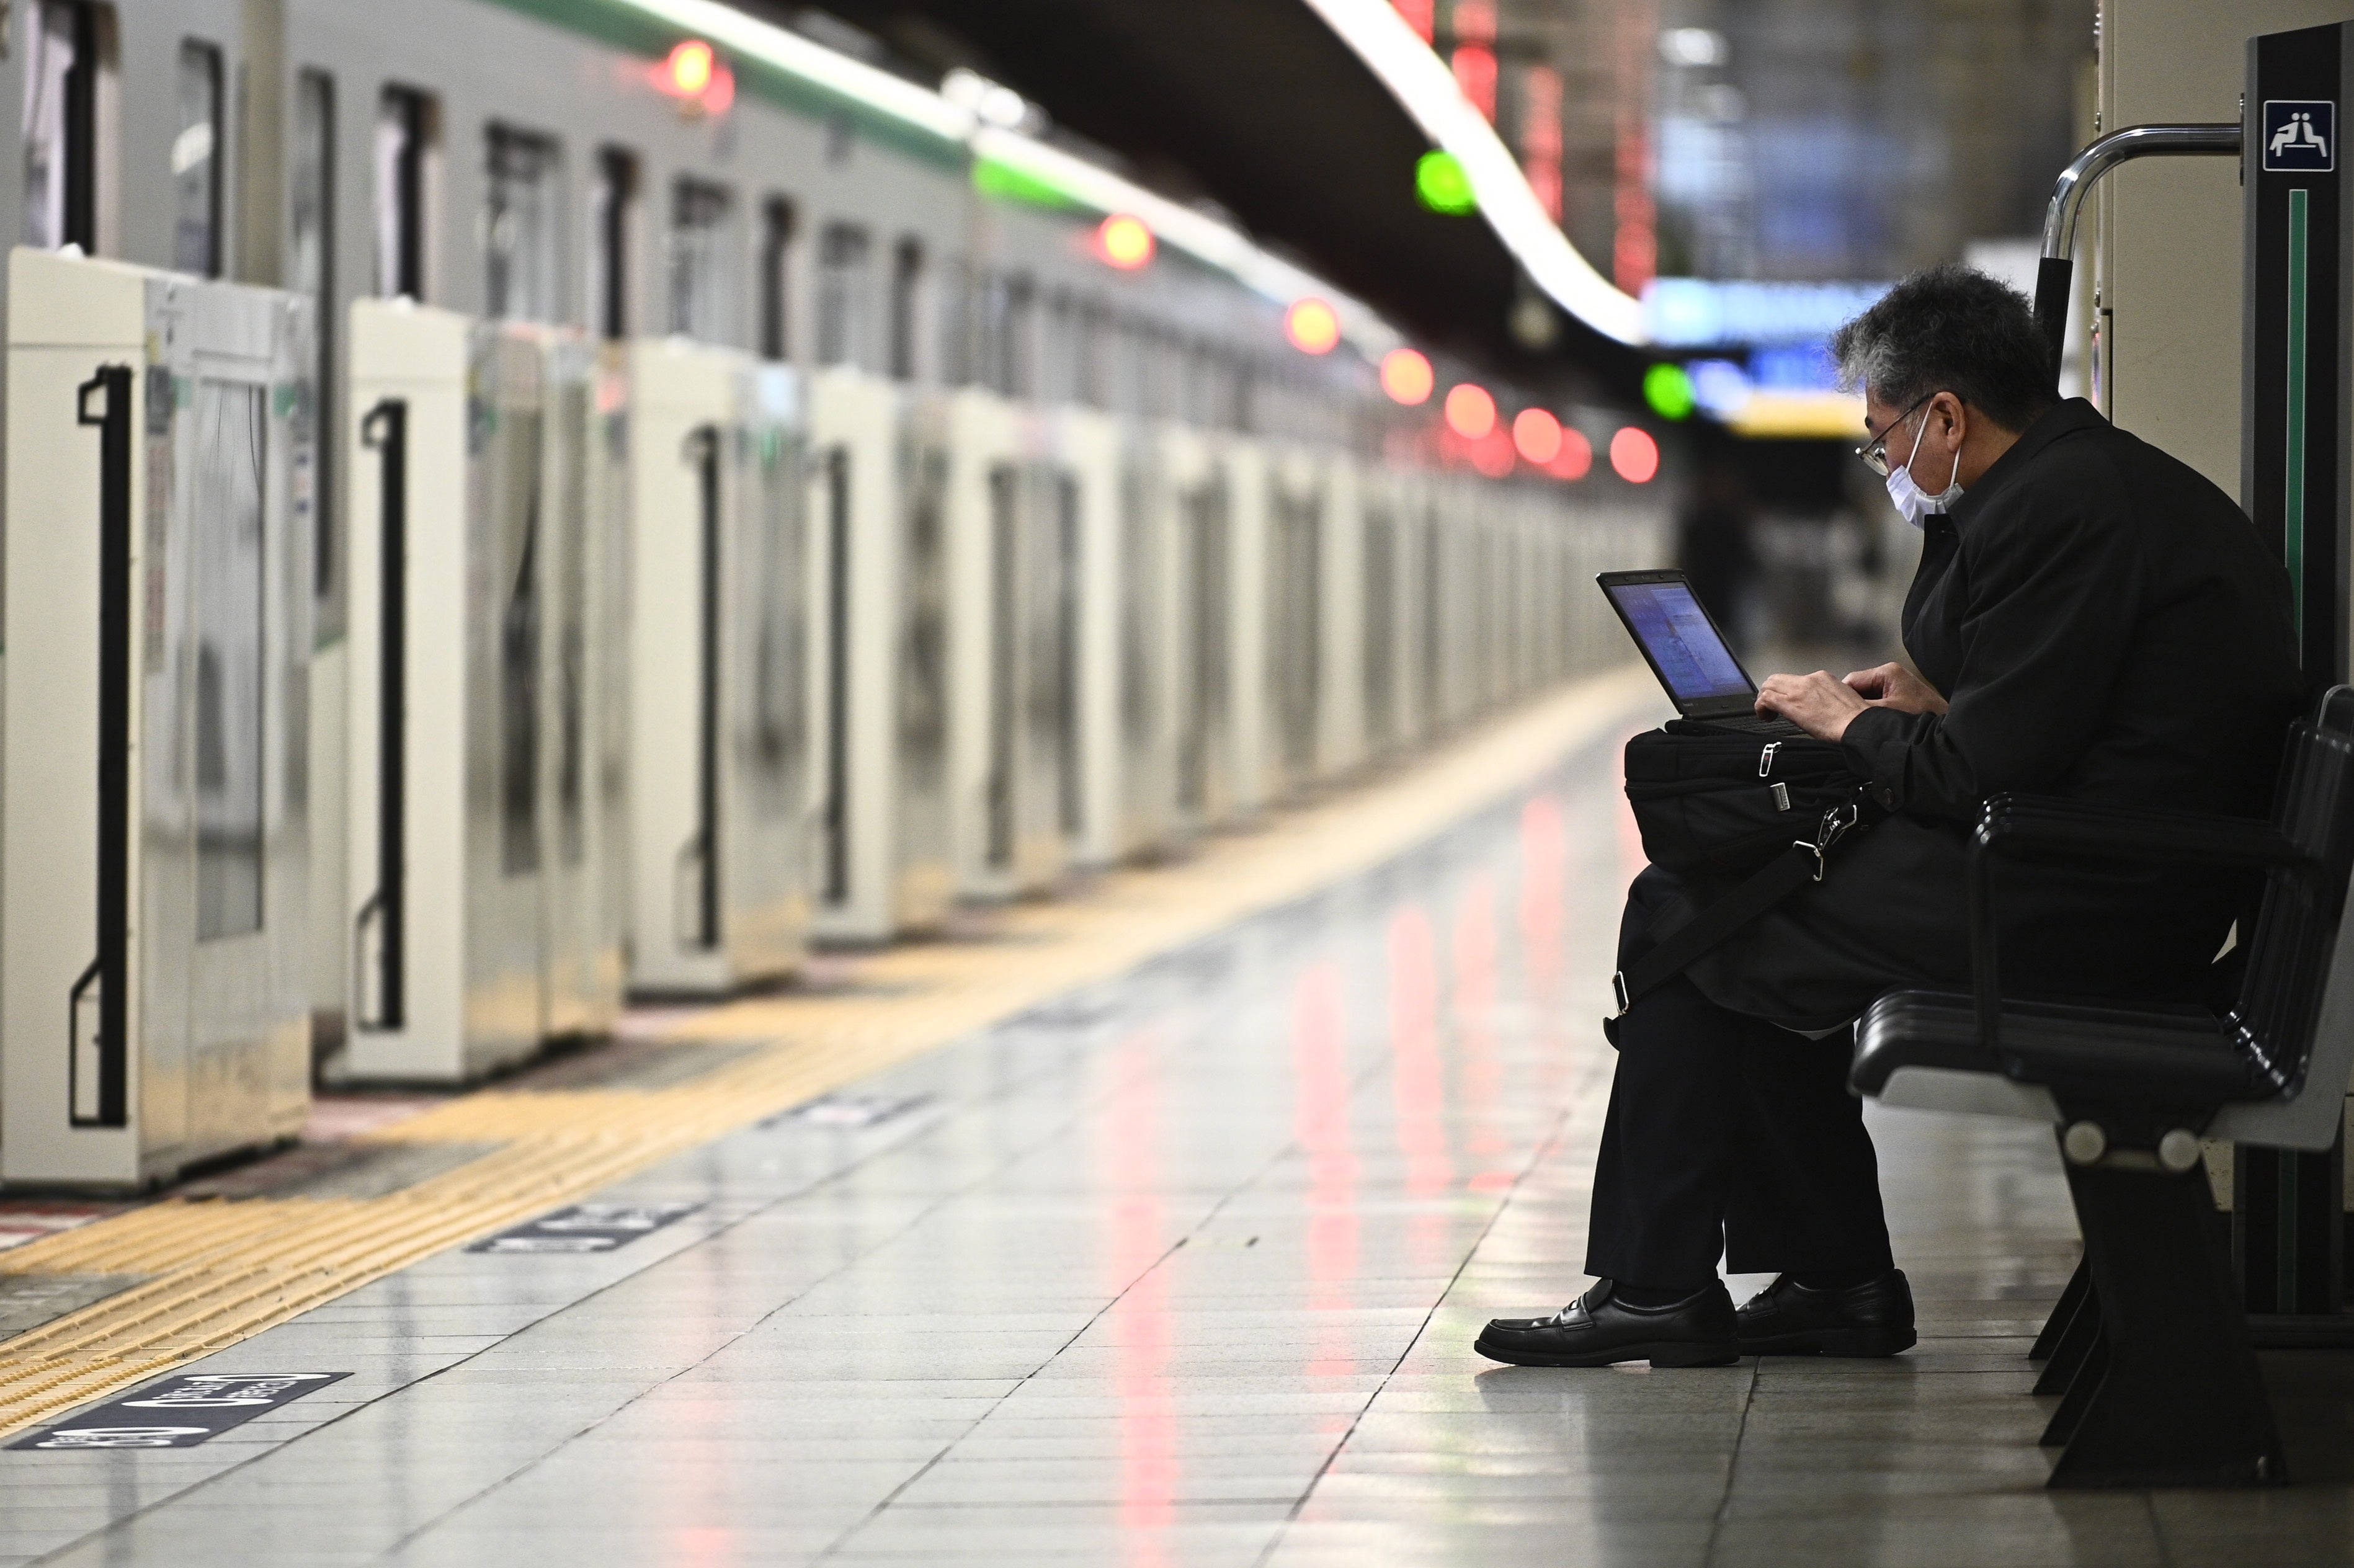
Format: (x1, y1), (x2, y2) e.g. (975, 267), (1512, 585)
(2264, 100), (2335, 172)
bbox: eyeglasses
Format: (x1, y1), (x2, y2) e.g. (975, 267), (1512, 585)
(1853, 391), (1937, 477)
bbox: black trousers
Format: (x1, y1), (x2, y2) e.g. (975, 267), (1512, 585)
(1584, 866), (1896, 1288)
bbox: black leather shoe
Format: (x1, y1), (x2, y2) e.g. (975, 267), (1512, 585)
(1475, 1280), (1739, 1368)
(1737, 1269), (1916, 1356)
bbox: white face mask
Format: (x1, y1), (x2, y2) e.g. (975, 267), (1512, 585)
(1884, 409), (1963, 528)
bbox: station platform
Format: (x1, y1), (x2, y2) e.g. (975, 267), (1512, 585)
(0, 669), (2344, 1567)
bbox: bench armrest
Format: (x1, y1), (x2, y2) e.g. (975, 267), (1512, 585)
(1967, 794), (2312, 1056)
(1974, 794), (2303, 871)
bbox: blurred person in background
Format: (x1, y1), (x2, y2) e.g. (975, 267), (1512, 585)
(1676, 453), (1757, 650)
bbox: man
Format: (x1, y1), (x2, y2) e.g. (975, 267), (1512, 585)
(1477, 265), (2304, 1369)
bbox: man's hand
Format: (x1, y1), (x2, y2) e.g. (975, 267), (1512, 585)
(1757, 670), (1869, 741)
(1842, 662), (1949, 715)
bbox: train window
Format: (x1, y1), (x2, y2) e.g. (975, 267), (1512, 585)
(758, 197), (796, 360)
(1076, 302), (1108, 409)
(936, 259), (973, 386)
(667, 178), (735, 343)
(1003, 275), (1035, 397)
(888, 238), (922, 380)
(172, 42), (223, 276)
(374, 86), (436, 300)
(816, 223), (871, 368)
(971, 273), (1032, 396)
(1038, 292), (1075, 404)
(1107, 318), (1141, 417)
(589, 148), (636, 338)
(292, 69), (336, 597)
(24, 0), (104, 252)
(484, 126), (560, 323)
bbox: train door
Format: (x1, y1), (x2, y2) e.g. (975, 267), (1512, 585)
(589, 346), (635, 1006)
(468, 327), (551, 1054)
(985, 462), (1019, 884)
(1154, 425), (1199, 837)
(808, 367), (948, 942)
(726, 363), (813, 974)
(1361, 483), (1399, 758)
(1267, 460), (1321, 795)
(1418, 496), (1446, 734)
(1224, 440), (1272, 817)
(3, 251), (314, 1187)
(1014, 462), (1082, 888)
(1387, 478), (1425, 751)
(1317, 455), (1367, 782)
(625, 337), (764, 994)
(945, 386), (1034, 899)
(1172, 447), (1233, 831)
(1115, 431), (1172, 857)
(893, 398), (953, 929)
(539, 331), (625, 1040)
(1058, 405), (1127, 868)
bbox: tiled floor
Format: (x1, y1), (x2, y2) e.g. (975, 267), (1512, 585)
(0, 722), (2343, 1566)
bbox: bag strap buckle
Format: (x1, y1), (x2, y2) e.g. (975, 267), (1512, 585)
(1793, 801), (1862, 883)
(1793, 839), (1829, 882)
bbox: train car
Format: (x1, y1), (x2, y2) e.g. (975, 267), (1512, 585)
(808, 367), (954, 942)
(0, 0), (1670, 1185)
(1053, 401), (1127, 870)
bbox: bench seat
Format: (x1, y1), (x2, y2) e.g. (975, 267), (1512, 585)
(1855, 989), (2259, 1115)
(1846, 685), (2354, 1489)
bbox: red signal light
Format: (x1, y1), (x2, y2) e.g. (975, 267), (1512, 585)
(1380, 347), (1434, 406)
(656, 40), (733, 115)
(666, 40), (713, 94)
(1443, 383), (1497, 440)
(1286, 298), (1340, 355)
(1512, 408), (1562, 464)
(1609, 426), (1660, 483)
(1096, 214), (1154, 270)
(1548, 427), (1592, 480)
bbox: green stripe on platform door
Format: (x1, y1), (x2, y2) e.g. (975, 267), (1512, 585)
(2287, 186), (2311, 654)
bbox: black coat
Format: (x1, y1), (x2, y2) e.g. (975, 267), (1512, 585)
(1664, 399), (2306, 1031)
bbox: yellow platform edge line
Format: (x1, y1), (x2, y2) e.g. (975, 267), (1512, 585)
(0, 669), (1656, 1438)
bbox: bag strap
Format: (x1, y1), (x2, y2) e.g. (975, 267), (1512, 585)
(1612, 791), (1881, 1017)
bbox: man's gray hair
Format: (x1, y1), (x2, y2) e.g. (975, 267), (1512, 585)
(1829, 263), (2057, 433)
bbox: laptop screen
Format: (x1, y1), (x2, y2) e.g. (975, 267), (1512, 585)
(1604, 579), (1754, 703)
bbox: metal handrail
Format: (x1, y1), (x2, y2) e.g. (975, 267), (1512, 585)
(2032, 123), (2242, 370)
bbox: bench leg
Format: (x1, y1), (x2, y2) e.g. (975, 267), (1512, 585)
(2032, 1278), (2101, 1396)
(2030, 1256), (2092, 1361)
(2040, 1327), (2105, 1446)
(2048, 1155), (2286, 1489)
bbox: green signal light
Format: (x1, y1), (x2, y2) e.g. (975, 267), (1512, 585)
(1416, 151), (1476, 215)
(972, 157), (1083, 210)
(1643, 362), (1695, 421)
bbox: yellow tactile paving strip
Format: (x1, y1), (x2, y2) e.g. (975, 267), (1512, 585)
(0, 667), (1656, 1437)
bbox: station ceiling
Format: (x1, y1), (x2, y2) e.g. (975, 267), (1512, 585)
(760, 0), (1649, 402)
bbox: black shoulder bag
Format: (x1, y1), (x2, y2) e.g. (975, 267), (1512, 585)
(1612, 721), (1887, 1017)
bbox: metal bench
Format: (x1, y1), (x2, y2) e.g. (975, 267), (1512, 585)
(1850, 685), (2354, 1488)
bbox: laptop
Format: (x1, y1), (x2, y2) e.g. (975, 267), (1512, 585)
(1596, 569), (1803, 736)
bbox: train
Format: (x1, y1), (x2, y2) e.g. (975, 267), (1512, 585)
(0, 0), (1669, 1190)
